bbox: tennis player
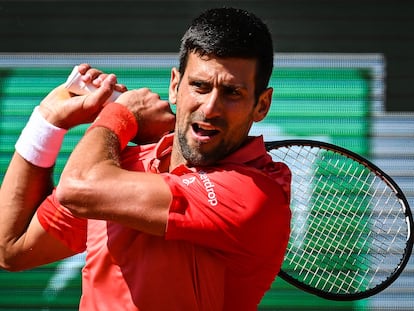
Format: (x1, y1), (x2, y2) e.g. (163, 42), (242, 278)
(0, 7), (291, 310)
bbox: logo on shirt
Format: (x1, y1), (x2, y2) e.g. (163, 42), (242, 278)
(182, 176), (196, 186)
(198, 171), (218, 207)
(181, 171), (218, 207)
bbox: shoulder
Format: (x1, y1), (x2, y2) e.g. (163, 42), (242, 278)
(163, 163), (290, 221)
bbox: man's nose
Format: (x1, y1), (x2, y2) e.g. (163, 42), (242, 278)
(200, 89), (222, 118)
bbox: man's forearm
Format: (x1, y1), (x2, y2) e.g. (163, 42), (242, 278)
(0, 104), (65, 267)
(0, 153), (54, 266)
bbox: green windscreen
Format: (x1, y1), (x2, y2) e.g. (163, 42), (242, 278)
(0, 54), (377, 310)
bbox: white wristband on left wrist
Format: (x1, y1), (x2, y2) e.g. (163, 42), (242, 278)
(15, 106), (67, 168)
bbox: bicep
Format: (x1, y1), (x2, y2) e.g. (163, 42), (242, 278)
(57, 168), (172, 236)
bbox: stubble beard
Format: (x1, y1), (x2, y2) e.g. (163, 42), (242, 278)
(177, 123), (230, 167)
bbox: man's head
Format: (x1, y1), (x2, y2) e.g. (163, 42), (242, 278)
(169, 7), (274, 168)
(178, 7), (274, 100)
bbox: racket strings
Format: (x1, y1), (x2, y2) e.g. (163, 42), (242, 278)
(269, 144), (409, 296)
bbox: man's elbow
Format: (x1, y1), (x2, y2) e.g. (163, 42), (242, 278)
(55, 177), (93, 217)
(0, 261), (23, 272)
(0, 246), (25, 272)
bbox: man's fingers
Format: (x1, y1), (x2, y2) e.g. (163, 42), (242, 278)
(114, 83), (128, 93)
(84, 74), (117, 107)
(81, 68), (104, 84)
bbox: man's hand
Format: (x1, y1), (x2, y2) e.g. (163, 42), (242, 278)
(38, 64), (127, 130)
(115, 88), (176, 144)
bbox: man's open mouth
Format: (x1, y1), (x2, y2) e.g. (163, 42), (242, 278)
(192, 123), (220, 137)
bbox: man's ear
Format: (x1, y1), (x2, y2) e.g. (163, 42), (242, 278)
(169, 67), (180, 105)
(253, 87), (273, 122)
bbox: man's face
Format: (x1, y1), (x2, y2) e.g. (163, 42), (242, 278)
(169, 52), (272, 167)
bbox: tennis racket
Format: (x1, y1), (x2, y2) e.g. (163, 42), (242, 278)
(265, 139), (413, 301)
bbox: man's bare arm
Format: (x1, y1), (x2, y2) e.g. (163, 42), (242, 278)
(0, 65), (123, 270)
(56, 128), (172, 236)
(56, 88), (176, 236)
(0, 148), (77, 271)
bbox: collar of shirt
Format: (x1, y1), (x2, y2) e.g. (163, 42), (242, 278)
(147, 134), (268, 174)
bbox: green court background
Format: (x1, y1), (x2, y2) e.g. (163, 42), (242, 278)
(0, 53), (381, 310)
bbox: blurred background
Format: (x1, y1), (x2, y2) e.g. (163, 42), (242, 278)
(0, 1), (413, 310)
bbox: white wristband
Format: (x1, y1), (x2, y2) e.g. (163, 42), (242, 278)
(15, 106), (67, 168)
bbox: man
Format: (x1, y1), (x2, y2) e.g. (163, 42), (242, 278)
(0, 7), (291, 310)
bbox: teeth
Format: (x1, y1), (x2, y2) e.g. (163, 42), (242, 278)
(198, 124), (213, 130)
(193, 124), (219, 136)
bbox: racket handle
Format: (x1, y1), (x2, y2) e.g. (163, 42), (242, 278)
(64, 65), (122, 103)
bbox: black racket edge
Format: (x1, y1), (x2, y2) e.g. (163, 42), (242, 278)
(265, 139), (414, 301)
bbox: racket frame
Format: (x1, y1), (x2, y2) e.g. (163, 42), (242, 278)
(265, 139), (414, 301)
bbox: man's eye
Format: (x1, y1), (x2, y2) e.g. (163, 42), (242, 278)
(224, 87), (241, 97)
(191, 81), (209, 92)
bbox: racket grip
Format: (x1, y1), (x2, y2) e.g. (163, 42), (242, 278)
(64, 65), (122, 103)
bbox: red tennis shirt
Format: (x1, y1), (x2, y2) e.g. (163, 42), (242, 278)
(37, 134), (291, 310)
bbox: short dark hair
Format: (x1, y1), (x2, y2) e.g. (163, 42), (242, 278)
(178, 7), (274, 100)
